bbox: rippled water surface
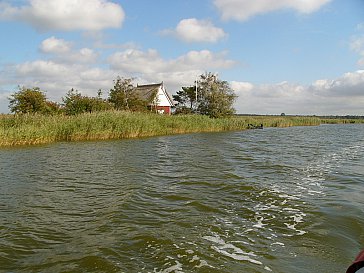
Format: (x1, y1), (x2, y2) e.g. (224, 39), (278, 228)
(1, 124), (364, 273)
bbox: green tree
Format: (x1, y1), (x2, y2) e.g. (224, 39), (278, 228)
(62, 89), (111, 115)
(8, 86), (51, 114)
(62, 89), (85, 115)
(109, 77), (130, 110)
(91, 89), (113, 112)
(44, 101), (62, 115)
(197, 72), (237, 118)
(109, 77), (151, 112)
(173, 86), (196, 114)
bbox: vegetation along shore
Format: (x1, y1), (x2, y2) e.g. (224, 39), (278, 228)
(1, 72), (363, 147)
(1, 112), (363, 147)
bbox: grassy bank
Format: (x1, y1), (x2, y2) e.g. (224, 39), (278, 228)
(0, 111), (362, 146)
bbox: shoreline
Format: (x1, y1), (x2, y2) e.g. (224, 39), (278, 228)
(1, 111), (363, 147)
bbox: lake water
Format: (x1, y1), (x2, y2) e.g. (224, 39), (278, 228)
(1, 124), (364, 273)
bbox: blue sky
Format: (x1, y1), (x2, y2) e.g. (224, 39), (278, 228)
(0, 0), (364, 115)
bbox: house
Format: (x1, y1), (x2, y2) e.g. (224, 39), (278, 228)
(135, 82), (174, 115)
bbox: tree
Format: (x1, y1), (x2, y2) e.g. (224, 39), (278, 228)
(197, 72), (237, 118)
(8, 86), (51, 114)
(173, 86), (196, 114)
(62, 89), (85, 115)
(62, 89), (111, 115)
(44, 101), (62, 115)
(91, 89), (113, 112)
(108, 76), (148, 111)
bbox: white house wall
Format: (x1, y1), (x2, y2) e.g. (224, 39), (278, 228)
(156, 87), (172, 107)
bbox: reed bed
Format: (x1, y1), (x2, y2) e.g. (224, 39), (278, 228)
(0, 112), (362, 146)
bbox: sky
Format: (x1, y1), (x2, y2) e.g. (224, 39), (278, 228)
(0, 0), (364, 115)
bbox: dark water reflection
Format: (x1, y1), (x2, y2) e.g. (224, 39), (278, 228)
(1, 124), (364, 272)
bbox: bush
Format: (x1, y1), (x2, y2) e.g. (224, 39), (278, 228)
(8, 86), (51, 114)
(62, 89), (112, 115)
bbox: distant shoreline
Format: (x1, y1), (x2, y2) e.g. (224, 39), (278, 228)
(236, 114), (364, 119)
(1, 111), (363, 147)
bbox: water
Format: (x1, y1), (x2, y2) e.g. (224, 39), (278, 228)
(1, 124), (364, 273)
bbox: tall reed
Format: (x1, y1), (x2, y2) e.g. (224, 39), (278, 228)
(0, 112), (362, 146)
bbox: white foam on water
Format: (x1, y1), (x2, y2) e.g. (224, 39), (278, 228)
(252, 213), (268, 229)
(288, 212), (306, 225)
(282, 207), (300, 212)
(203, 235), (263, 265)
(189, 255), (199, 263)
(284, 223), (296, 230)
(296, 143), (363, 199)
(195, 259), (212, 268)
(278, 194), (300, 200)
(211, 246), (263, 265)
(189, 255), (215, 269)
(283, 218), (307, 236)
(148, 239), (218, 273)
(231, 240), (251, 246)
(154, 261), (183, 273)
(271, 242), (285, 246)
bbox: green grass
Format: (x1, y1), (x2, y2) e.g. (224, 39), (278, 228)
(0, 112), (362, 146)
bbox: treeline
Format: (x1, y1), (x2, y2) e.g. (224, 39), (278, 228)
(8, 73), (237, 118)
(8, 77), (155, 116)
(317, 115), (364, 120)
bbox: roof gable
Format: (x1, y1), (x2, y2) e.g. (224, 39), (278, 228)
(135, 82), (174, 107)
(135, 83), (161, 102)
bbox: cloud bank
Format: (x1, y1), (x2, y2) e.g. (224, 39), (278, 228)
(214, 0), (332, 21)
(1, 37), (235, 104)
(2, 36), (363, 115)
(232, 70), (364, 115)
(109, 49), (235, 74)
(0, 0), (125, 31)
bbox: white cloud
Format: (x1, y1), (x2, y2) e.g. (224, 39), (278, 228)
(163, 18), (226, 43)
(3, 54), (364, 115)
(13, 36), (115, 99)
(6, 43), (236, 106)
(350, 36), (364, 67)
(14, 60), (116, 100)
(0, 91), (11, 101)
(350, 37), (364, 52)
(0, 2), (20, 19)
(232, 70), (364, 115)
(214, 0), (332, 21)
(40, 37), (99, 64)
(0, 91), (12, 113)
(0, 0), (125, 31)
(2, 45), (235, 107)
(109, 49), (236, 74)
(76, 48), (99, 63)
(108, 48), (236, 92)
(40, 37), (72, 54)
(17, 60), (70, 78)
(357, 23), (364, 31)
(109, 49), (166, 74)
(311, 70), (364, 97)
(177, 50), (235, 69)
(231, 81), (254, 93)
